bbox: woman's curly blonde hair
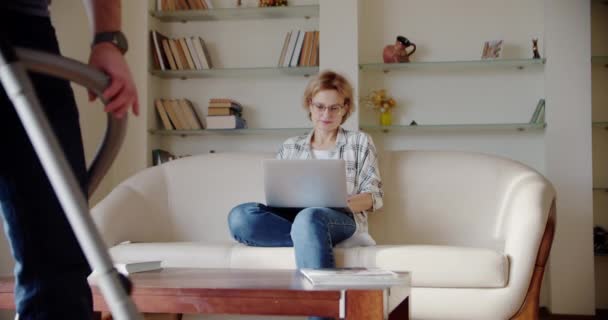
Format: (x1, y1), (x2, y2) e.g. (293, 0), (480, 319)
(302, 70), (354, 124)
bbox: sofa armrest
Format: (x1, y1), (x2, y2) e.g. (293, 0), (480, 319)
(91, 184), (169, 247)
(500, 174), (556, 308)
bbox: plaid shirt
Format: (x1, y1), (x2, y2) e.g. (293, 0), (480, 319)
(276, 127), (384, 234)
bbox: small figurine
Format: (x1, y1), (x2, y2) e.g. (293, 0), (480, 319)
(383, 36), (416, 63)
(532, 38), (541, 59)
(258, 0), (287, 7)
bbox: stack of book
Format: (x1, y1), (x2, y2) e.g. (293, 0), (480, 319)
(150, 30), (213, 71)
(277, 30), (319, 68)
(206, 99), (247, 129)
(155, 98), (204, 130)
(156, 0), (213, 11)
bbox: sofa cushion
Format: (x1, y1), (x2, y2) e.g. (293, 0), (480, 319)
(359, 245), (509, 288)
(110, 242), (508, 289)
(109, 242), (234, 268)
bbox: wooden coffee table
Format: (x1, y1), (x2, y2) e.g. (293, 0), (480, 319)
(0, 268), (410, 319)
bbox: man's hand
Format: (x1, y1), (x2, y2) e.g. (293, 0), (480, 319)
(88, 42), (139, 119)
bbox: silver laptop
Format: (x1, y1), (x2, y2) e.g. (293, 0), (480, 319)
(263, 159), (348, 208)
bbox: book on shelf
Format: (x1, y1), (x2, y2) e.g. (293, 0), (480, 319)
(179, 99), (204, 129)
(192, 36), (212, 69)
(205, 115), (247, 129)
(310, 31), (319, 66)
(157, 0), (209, 11)
(163, 100), (185, 129)
(209, 98), (241, 104)
(155, 98), (203, 130)
(283, 30), (298, 67)
(161, 39), (178, 70)
(299, 31), (312, 67)
(169, 99), (187, 129)
(150, 31), (171, 71)
(185, 37), (203, 70)
(208, 101), (243, 112)
(168, 39), (185, 70)
(151, 35), (212, 71)
(199, 38), (213, 68)
(208, 107), (242, 116)
(115, 260), (162, 275)
(176, 39), (191, 70)
(299, 268), (402, 287)
(290, 30), (305, 67)
(150, 32), (162, 70)
(536, 103), (545, 124)
(278, 30), (319, 68)
(186, 0), (204, 10)
(277, 31), (292, 67)
(529, 99), (546, 124)
(155, 99), (174, 130)
(178, 38), (196, 70)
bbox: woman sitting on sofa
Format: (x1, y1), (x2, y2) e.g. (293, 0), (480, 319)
(228, 70), (383, 270)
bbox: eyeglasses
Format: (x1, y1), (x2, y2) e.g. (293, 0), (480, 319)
(311, 102), (345, 116)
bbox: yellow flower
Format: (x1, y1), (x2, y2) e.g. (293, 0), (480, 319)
(361, 89), (397, 112)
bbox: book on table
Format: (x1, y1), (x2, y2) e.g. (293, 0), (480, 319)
(115, 260), (162, 275)
(299, 268), (403, 287)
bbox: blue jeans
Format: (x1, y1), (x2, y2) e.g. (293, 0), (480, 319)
(0, 13), (92, 320)
(228, 203), (356, 320)
(228, 202), (357, 269)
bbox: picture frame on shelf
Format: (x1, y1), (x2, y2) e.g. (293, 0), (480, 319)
(481, 40), (503, 59)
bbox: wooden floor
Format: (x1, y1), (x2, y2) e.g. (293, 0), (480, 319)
(539, 308), (608, 320)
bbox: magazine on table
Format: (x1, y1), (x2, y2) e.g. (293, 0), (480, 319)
(299, 268), (403, 287)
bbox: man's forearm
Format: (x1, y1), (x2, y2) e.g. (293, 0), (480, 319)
(82, 0), (121, 34)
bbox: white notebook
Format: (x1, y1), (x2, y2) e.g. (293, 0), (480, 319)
(115, 260), (162, 275)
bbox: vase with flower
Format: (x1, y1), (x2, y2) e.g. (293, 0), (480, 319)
(362, 89), (396, 126)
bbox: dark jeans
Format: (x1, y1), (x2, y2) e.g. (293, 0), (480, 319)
(0, 12), (93, 320)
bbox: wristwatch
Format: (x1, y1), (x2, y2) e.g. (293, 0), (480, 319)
(92, 31), (129, 54)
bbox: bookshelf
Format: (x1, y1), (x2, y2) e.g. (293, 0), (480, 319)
(147, 0), (321, 157)
(361, 122), (546, 133)
(150, 66), (318, 79)
(357, 0), (547, 137)
(149, 127), (311, 136)
(150, 5), (319, 22)
(359, 58), (546, 73)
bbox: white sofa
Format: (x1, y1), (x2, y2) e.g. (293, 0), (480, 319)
(92, 151), (556, 320)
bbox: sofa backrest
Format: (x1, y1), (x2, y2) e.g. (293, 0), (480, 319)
(110, 150), (548, 249)
(369, 150), (547, 250)
(121, 153), (274, 243)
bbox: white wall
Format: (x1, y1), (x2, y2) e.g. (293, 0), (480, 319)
(545, 0), (595, 315)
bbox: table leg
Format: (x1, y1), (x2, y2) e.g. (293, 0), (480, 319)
(388, 296), (409, 320)
(345, 290), (384, 320)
